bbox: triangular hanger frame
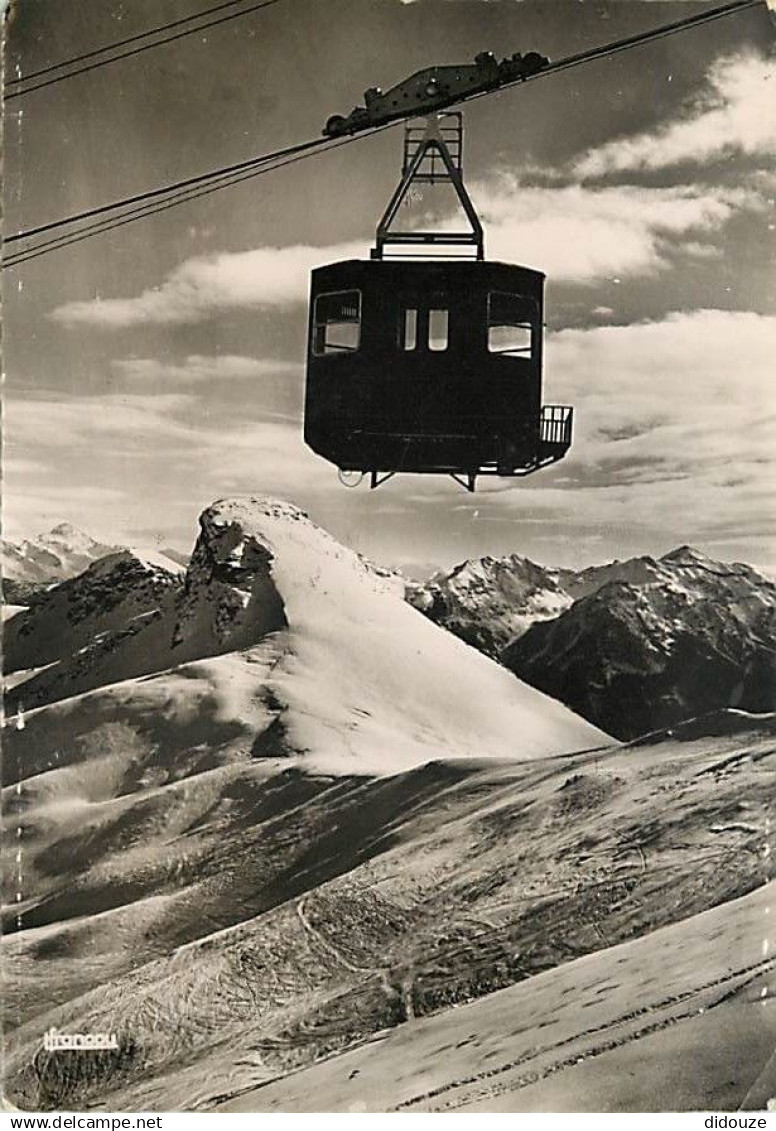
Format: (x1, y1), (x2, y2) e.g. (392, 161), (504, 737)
(372, 115), (484, 260)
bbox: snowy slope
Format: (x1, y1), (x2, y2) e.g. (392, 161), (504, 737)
(186, 498), (608, 774)
(3, 710), (770, 1111)
(4, 551), (182, 675)
(409, 545), (776, 740)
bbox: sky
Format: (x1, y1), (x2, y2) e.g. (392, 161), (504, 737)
(3, 0), (775, 572)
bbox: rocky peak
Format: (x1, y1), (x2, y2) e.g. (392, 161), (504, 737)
(171, 499), (290, 656)
(169, 494), (401, 662)
(408, 551), (574, 657)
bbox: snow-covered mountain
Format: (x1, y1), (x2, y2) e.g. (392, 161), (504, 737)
(222, 872), (775, 1113)
(5, 496), (607, 765)
(503, 547), (776, 740)
(1, 524), (186, 609)
(405, 547), (736, 657)
(1, 523), (122, 588)
(406, 555), (578, 657)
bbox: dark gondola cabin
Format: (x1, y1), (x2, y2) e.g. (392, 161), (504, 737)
(304, 111), (572, 490)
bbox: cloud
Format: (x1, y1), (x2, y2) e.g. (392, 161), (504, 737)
(53, 178), (752, 331)
(574, 53), (776, 178)
(113, 354), (299, 383)
(5, 393), (198, 452)
(547, 309), (776, 504)
(51, 241), (367, 329)
(469, 178), (756, 281)
(7, 311), (774, 567)
(412, 308), (775, 563)
(3, 389), (325, 543)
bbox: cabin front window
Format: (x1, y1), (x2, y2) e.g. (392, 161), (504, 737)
(313, 290), (361, 355)
(428, 308), (449, 351)
(401, 307), (418, 351)
(487, 292), (534, 357)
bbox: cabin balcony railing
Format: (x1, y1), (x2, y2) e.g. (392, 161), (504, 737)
(540, 404), (573, 448)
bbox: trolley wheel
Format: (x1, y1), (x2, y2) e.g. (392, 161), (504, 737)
(522, 52), (548, 74)
(324, 114), (348, 137)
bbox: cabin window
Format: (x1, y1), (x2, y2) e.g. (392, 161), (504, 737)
(313, 290), (361, 355)
(428, 308), (449, 351)
(488, 292), (534, 356)
(401, 307), (418, 351)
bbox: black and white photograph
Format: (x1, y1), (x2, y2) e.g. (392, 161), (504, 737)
(2, 0), (775, 1115)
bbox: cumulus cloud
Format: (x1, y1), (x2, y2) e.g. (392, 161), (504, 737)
(544, 309), (776, 502)
(574, 53), (776, 178)
(469, 178), (756, 281)
(51, 241), (367, 329)
(443, 309), (776, 561)
(80, 179), (755, 333)
(3, 389), (324, 542)
(6, 393), (198, 451)
(113, 354), (299, 382)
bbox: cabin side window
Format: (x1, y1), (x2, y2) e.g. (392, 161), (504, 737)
(313, 290), (362, 355)
(487, 292), (534, 357)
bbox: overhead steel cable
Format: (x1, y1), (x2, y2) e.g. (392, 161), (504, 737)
(4, 0), (283, 100)
(2, 127), (397, 270)
(5, 0), (265, 85)
(3, 0), (764, 268)
(463, 0), (763, 106)
(5, 136), (328, 246)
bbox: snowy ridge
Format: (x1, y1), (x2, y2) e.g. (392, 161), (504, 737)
(172, 497), (609, 773)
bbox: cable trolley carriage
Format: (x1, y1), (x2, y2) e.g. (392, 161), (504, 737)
(304, 102), (573, 491)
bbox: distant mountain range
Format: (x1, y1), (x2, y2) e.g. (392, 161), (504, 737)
(1, 523), (122, 604)
(1, 524), (186, 606)
(409, 546), (776, 740)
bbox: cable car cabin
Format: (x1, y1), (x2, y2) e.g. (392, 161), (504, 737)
(304, 258), (573, 490)
(304, 109), (572, 489)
